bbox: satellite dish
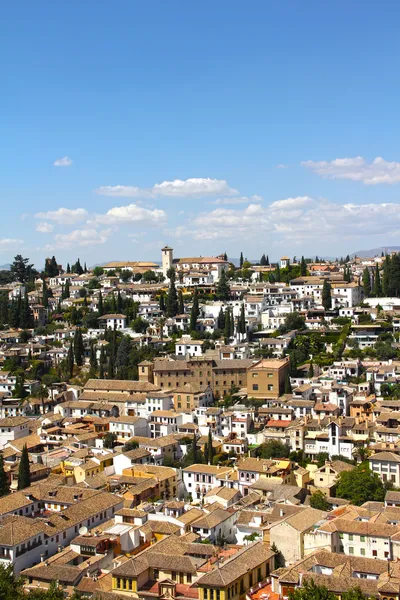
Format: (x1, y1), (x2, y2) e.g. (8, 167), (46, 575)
(79, 526), (88, 535)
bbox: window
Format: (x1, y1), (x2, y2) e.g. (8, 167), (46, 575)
(360, 548), (365, 556)
(349, 547), (354, 554)
(252, 384), (259, 391)
(360, 535), (365, 542)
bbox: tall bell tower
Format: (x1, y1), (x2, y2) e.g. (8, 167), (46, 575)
(161, 245), (173, 276)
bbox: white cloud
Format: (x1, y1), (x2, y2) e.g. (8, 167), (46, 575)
(53, 156), (73, 167)
(54, 228), (112, 248)
(93, 203), (166, 225)
(302, 156), (400, 185)
(0, 238), (23, 251)
(36, 222), (54, 234)
(170, 197), (400, 242)
(276, 164), (288, 169)
(95, 177), (238, 198)
(35, 208), (88, 225)
(212, 195), (262, 206)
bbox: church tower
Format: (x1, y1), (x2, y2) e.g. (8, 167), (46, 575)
(161, 245), (173, 276)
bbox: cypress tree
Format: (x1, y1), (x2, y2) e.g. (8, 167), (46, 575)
(17, 445), (31, 490)
(178, 290), (184, 315)
(84, 262), (87, 273)
(217, 307), (225, 330)
(20, 293), (33, 329)
(117, 290), (123, 313)
(300, 256), (307, 276)
(67, 342), (74, 380)
(321, 279), (331, 311)
(373, 264), (382, 297)
(266, 255), (269, 266)
(260, 254), (267, 266)
(159, 293), (165, 312)
(192, 433), (198, 464)
(89, 342), (98, 372)
(167, 278), (179, 317)
(240, 252), (244, 268)
(0, 455), (9, 497)
(207, 428), (214, 464)
(108, 354), (114, 379)
(216, 270), (230, 301)
(362, 267), (371, 297)
(64, 279), (70, 299)
(284, 373), (292, 394)
(99, 346), (105, 379)
(116, 335), (131, 374)
(275, 265), (281, 282)
(308, 361), (314, 378)
(42, 278), (49, 308)
(98, 290), (103, 316)
(224, 309), (231, 340)
(238, 304), (246, 336)
(190, 287), (199, 331)
(74, 328), (85, 367)
(382, 255), (391, 296)
(229, 308), (234, 337)
(66, 263), (71, 274)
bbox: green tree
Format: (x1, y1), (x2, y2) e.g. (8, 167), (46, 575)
(382, 255), (391, 296)
(207, 428), (214, 464)
(66, 342), (74, 380)
(300, 255), (307, 276)
(190, 287), (199, 331)
(336, 462), (385, 505)
(217, 307), (225, 329)
(240, 252), (244, 268)
(260, 254), (267, 266)
(362, 267), (371, 297)
(373, 264), (382, 297)
(310, 490), (330, 511)
(73, 328), (85, 367)
(167, 277), (179, 317)
(10, 255), (35, 284)
(72, 258), (83, 275)
(257, 440), (290, 459)
(103, 432), (118, 449)
(192, 432), (198, 463)
(308, 361), (314, 378)
(17, 444), (31, 490)
(63, 279), (70, 299)
(216, 270), (230, 301)
(224, 308), (231, 340)
(89, 341), (98, 374)
(321, 279), (331, 311)
(13, 375), (27, 399)
(0, 455), (10, 497)
(178, 289), (184, 315)
(237, 303), (246, 336)
(159, 293), (166, 312)
(107, 354), (115, 379)
(116, 335), (131, 376)
(288, 578), (335, 600)
(284, 373), (292, 394)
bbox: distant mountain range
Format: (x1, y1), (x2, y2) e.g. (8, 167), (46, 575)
(0, 264), (10, 270)
(351, 246), (400, 258)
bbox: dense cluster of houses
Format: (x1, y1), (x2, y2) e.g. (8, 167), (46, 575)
(0, 249), (400, 599)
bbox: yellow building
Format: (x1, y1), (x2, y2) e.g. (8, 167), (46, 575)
(197, 542), (275, 600)
(247, 357), (290, 399)
(122, 465), (177, 501)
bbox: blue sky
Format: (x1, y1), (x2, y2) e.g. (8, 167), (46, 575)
(2, 1), (400, 267)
